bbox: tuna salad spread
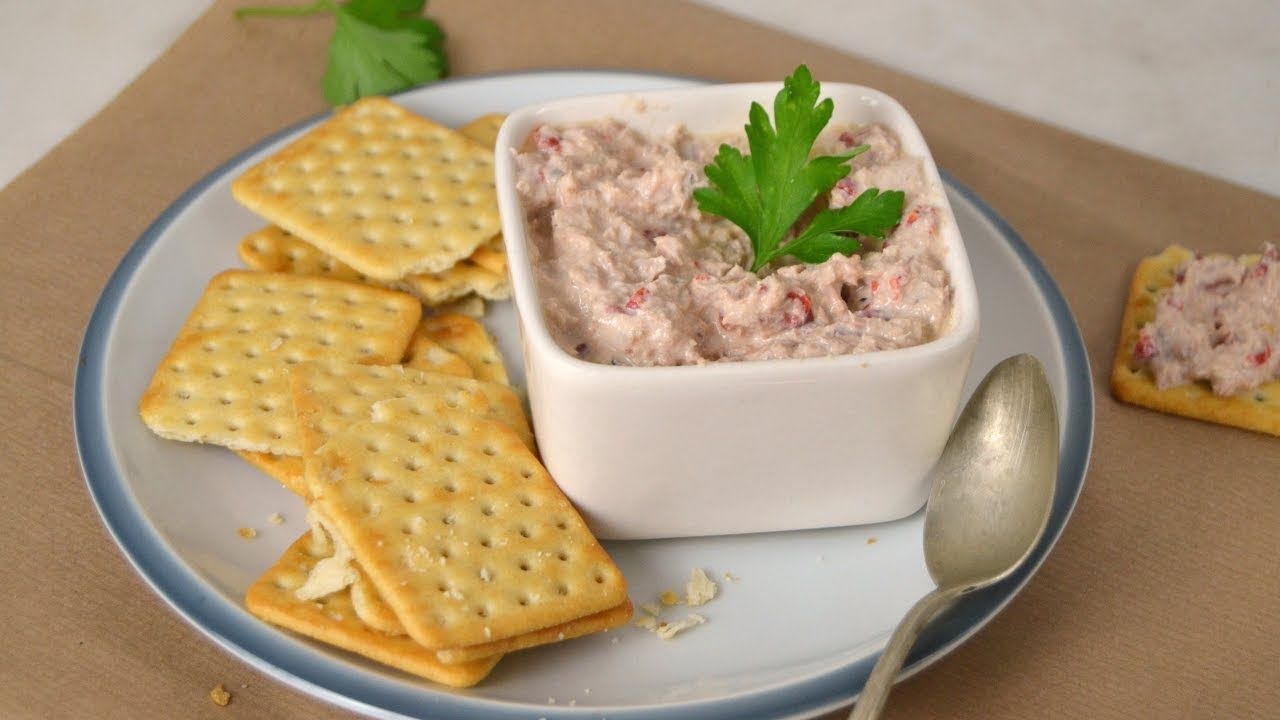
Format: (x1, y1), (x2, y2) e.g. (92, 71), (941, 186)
(514, 120), (953, 366)
(1134, 244), (1279, 396)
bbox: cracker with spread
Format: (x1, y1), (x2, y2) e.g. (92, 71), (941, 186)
(1111, 243), (1280, 436)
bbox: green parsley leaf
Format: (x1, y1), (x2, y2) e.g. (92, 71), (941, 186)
(784, 188), (905, 263)
(693, 65), (904, 273)
(235, 0), (447, 106)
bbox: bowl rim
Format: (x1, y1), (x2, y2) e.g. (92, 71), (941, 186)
(493, 80), (980, 381)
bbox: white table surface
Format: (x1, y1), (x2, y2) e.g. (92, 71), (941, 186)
(2, 0), (1277, 197)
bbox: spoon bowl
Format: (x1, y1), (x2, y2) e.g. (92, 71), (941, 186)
(925, 353), (1059, 590)
(849, 354), (1059, 720)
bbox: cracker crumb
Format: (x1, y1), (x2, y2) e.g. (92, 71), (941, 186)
(267, 512), (284, 525)
(569, 699), (577, 706)
(634, 568), (723, 641)
(209, 684), (232, 707)
(684, 568), (718, 607)
(237, 527), (257, 540)
(724, 571), (740, 582)
(611, 636), (619, 644)
(655, 613), (706, 640)
(867, 536), (878, 545)
(548, 697), (556, 704)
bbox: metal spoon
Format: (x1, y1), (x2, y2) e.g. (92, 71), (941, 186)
(849, 353), (1059, 720)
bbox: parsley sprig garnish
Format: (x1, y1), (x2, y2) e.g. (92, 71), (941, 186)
(236, 0), (447, 106)
(693, 65), (905, 273)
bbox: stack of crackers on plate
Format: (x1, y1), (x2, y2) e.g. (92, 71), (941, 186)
(137, 97), (631, 687)
(232, 98), (511, 315)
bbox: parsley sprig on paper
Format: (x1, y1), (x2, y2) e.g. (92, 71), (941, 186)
(236, 0), (447, 106)
(693, 65), (905, 273)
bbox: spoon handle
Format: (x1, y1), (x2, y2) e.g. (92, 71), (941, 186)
(848, 586), (962, 720)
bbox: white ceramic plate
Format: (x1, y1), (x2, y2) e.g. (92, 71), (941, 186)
(74, 71), (1092, 720)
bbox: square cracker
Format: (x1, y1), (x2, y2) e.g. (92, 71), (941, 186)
(239, 225), (509, 306)
(307, 401), (627, 650)
(419, 313), (510, 385)
(231, 97), (501, 282)
(138, 271), (420, 455)
(1110, 244), (1280, 436)
(245, 533), (500, 687)
(289, 360), (533, 457)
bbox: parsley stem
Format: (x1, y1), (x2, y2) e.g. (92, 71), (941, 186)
(235, 0), (335, 19)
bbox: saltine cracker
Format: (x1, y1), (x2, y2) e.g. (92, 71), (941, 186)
(231, 97), (501, 281)
(138, 271), (420, 455)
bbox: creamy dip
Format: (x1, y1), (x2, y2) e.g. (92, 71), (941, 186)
(514, 120), (952, 366)
(1134, 244), (1279, 395)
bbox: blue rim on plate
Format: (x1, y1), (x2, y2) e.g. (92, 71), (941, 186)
(73, 71), (1092, 720)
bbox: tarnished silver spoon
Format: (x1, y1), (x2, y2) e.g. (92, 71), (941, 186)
(849, 353), (1059, 720)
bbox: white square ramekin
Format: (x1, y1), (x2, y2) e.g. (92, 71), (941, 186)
(493, 80), (979, 540)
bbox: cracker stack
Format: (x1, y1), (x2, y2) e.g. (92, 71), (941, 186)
(242, 365), (630, 674)
(246, 533), (502, 687)
(138, 98), (631, 687)
(232, 97), (512, 310)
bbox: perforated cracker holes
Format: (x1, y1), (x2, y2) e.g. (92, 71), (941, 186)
(238, 225), (371, 283)
(288, 360), (531, 460)
(138, 271), (420, 455)
(231, 97), (502, 281)
(311, 407), (627, 650)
